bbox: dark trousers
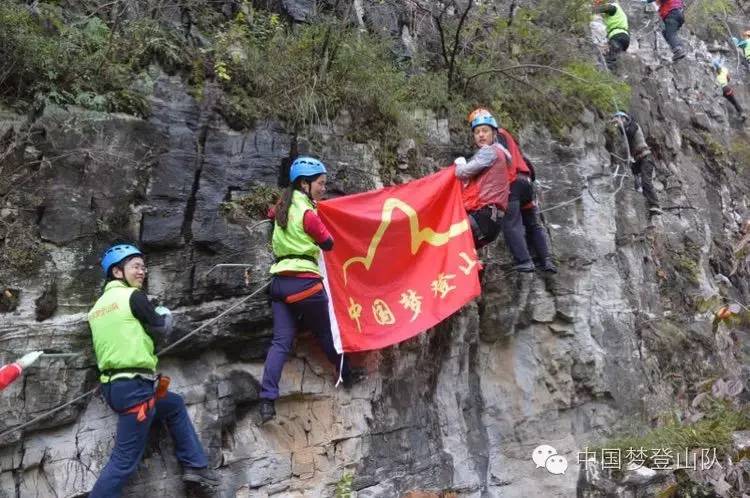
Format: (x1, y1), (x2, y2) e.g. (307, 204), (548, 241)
(662, 8), (684, 51)
(90, 378), (208, 498)
(468, 205), (502, 249)
(260, 276), (350, 400)
(502, 176), (552, 264)
(632, 156), (660, 209)
(723, 86), (744, 115)
(606, 33), (630, 68)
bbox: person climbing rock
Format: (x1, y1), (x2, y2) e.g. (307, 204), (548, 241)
(611, 112), (663, 216)
(731, 31), (750, 65)
(453, 115), (510, 251)
(643, 0), (686, 61)
(88, 244), (218, 497)
(712, 58), (746, 121)
(458, 109), (557, 273)
(0, 351), (43, 390)
(593, 0), (630, 70)
(259, 157), (365, 424)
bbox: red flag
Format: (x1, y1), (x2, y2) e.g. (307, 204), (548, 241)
(318, 167), (481, 353)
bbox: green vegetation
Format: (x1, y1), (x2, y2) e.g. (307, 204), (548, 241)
(729, 137), (750, 172)
(594, 399), (750, 469)
(0, 221), (44, 274)
(220, 184), (281, 221)
(0, 0), (628, 137)
(334, 472), (353, 498)
(686, 0), (736, 40)
(673, 254), (702, 286)
(0, 2), (188, 115)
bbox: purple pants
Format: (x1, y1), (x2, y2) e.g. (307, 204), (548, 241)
(260, 276), (350, 400)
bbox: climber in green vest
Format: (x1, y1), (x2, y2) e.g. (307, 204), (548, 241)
(259, 156), (365, 424)
(593, 0), (630, 70)
(87, 243), (218, 497)
(732, 31), (750, 65)
(712, 58), (746, 121)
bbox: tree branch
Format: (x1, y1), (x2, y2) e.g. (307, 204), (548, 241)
(434, 2), (453, 68)
(447, 0), (473, 92)
(463, 63), (598, 94)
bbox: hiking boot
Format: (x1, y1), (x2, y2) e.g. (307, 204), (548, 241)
(672, 47), (686, 62)
(538, 257), (558, 274)
(513, 261), (535, 273)
(648, 206), (663, 216)
(259, 399), (275, 424)
(342, 367), (367, 389)
(183, 466), (219, 488)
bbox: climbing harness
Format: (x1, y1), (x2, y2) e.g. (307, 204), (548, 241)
(0, 278), (271, 440)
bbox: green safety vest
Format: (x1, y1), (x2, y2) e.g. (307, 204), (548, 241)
(604, 3), (629, 39)
(270, 190), (321, 275)
(717, 67), (729, 87)
(88, 280), (157, 383)
(744, 43), (750, 61)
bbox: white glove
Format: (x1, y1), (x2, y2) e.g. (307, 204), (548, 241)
(154, 306), (171, 316)
(154, 306), (174, 332)
(16, 351), (43, 369)
(454, 157), (467, 168)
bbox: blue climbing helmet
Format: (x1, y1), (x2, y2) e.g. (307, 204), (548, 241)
(101, 244), (143, 275)
(469, 108), (499, 130)
(613, 111), (630, 122)
(289, 156), (327, 183)
(712, 57), (723, 70)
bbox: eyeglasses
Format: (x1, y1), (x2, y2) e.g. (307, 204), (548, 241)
(126, 263), (147, 273)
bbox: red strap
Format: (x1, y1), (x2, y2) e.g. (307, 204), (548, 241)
(124, 397), (155, 423)
(285, 282), (324, 304)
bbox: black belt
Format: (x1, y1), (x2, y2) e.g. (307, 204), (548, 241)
(102, 368), (155, 377)
(275, 254), (318, 265)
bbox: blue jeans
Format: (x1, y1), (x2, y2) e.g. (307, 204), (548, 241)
(260, 276), (350, 400)
(662, 8), (684, 51)
(89, 378), (208, 498)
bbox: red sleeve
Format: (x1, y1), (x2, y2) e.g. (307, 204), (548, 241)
(0, 363), (22, 390)
(303, 210), (332, 245)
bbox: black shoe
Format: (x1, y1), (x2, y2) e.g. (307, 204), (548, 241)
(259, 399), (275, 423)
(538, 257), (558, 273)
(182, 466), (219, 487)
(648, 206), (663, 216)
(672, 47), (686, 61)
(342, 367), (367, 389)
(513, 261), (535, 273)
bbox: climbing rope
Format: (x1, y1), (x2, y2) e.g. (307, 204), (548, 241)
(157, 279), (270, 356)
(534, 34), (634, 217)
(0, 279), (272, 441)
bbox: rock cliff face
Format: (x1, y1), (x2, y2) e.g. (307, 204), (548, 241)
(2, 1), (750, 497)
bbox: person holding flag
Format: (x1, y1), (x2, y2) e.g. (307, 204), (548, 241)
(259, 157), (365, 424)
(456, 109), (557, 273)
